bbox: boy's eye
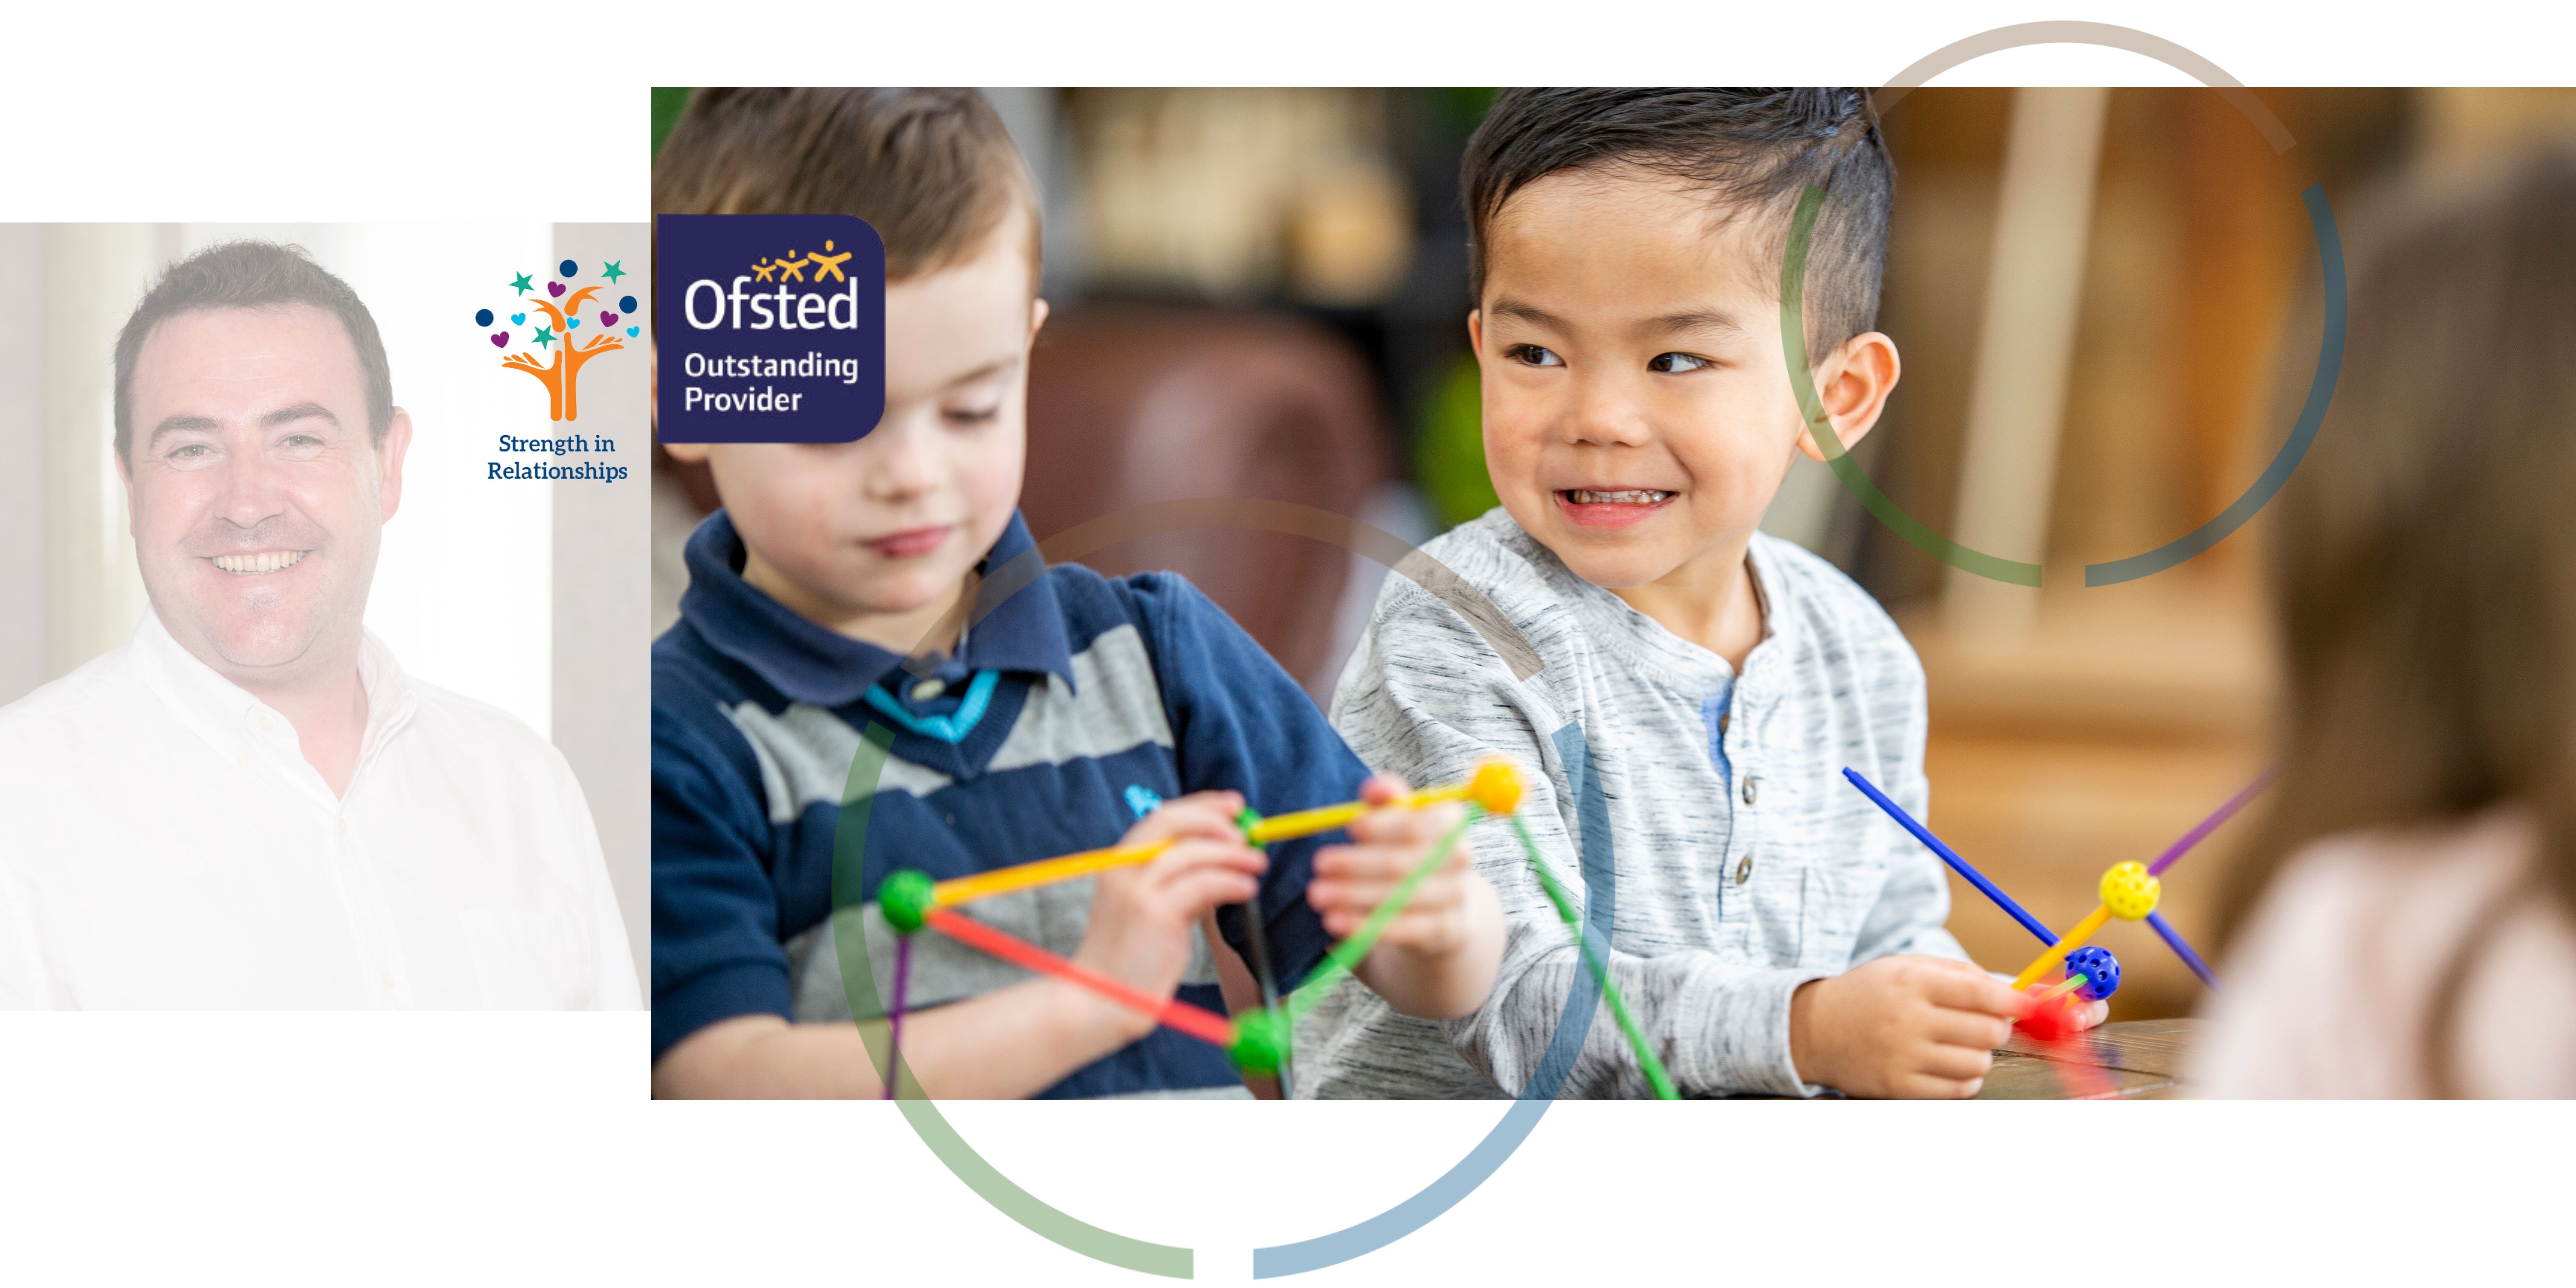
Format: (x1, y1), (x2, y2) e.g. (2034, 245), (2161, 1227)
(1648, 352), (1711, 374)
(944, 402), (1001, 426)
(1506, 344), (1563, 368)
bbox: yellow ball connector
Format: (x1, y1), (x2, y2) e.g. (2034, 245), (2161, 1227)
(2010, 862), (2161, 991)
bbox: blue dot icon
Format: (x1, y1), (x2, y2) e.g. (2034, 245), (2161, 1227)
(474, 308), (495, 328)
(619, 295), (637, 313)
(558, 259), (578, 277)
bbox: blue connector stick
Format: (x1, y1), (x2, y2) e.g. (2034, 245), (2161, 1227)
(1842, 767), (2059, 948)
(2146, 910), (2220, 992)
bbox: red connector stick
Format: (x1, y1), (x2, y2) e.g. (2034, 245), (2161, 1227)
(921, 909), (1235, 1048)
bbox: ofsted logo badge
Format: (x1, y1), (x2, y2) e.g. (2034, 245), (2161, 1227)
(656, 214), (886, 443)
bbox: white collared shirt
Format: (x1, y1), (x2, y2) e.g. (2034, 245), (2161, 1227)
(0, 611), (639, 1010)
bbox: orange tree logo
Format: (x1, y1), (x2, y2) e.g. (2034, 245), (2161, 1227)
(478, 259), (641, 422)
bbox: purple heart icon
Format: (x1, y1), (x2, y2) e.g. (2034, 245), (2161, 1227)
(625, 325), (639, 337)
(547, 281), (565, 298)
(490, 332), (508, 348)
(600, 311), (619, 327)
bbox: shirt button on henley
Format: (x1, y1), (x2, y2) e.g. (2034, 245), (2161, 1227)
(1735, 853), (1754, 885)
(1741, 776), (1759, 806)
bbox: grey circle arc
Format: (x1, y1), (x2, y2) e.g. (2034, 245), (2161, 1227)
(1859, 21), (2346, 587)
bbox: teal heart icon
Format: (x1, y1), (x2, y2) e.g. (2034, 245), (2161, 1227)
(566, 318), (581, 329)
(510, 312), (526, 325)
(625, 325), (640, 337)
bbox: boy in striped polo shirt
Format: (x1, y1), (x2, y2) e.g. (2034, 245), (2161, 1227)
(648, 89), (1503, 1099)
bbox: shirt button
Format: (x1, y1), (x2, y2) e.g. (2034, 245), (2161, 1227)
(258, 715), (274, 732)
(236, 751), (253, 769)
(1741, 776), (1759, 806)
(1735, 854), (1754, 885)
(338, 817), (351, 836)
(379, 970), (395, 989)
(912, 679), (946, 701)
(944, 813), (956, 826)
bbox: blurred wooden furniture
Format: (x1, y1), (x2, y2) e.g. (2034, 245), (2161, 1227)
(1980, 1018), (2199, 1099)
(1022, 304), (1391, 689)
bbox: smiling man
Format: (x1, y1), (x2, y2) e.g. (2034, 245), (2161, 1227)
(0, 241), (638, 1009)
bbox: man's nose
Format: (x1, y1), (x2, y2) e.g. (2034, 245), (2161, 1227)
(213, 448), (291, 528)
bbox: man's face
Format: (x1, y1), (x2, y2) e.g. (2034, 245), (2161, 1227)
(121, 304), (407, 684)
(679, 211), (1041, 643)
(1473, 169), (1873, 591)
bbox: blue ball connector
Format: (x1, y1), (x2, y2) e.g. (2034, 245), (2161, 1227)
(2063, 946), (2121, 1001)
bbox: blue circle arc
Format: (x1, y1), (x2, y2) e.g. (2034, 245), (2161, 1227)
(2084, 184), (2347, 586)
(1253, 719), (1614, 1278)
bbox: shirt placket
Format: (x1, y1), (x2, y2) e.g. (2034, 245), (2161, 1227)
(253, 705), (417, 1009)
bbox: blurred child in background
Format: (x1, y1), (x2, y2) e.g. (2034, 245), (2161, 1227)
(2193, 148), (2576, 1098)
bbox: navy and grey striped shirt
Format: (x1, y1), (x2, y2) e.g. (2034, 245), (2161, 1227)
(651, 509), (1357, 1096)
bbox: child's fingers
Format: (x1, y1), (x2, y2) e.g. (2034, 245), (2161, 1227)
(1344, 799), (1464, 847)
(1913, 1040), (1996, 1084)
(1924, 1006), (2015, 1051)
(1917, 966), (2029, 1019)
(1127, 792), (1247, 845)
(1356, 773), (1410, 807)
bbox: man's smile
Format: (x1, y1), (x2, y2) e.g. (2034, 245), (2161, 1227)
(209, 550), (310, 575)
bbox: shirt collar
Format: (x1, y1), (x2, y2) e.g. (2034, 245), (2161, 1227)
(128, 606), (420, 795)
(678, 508), (1074, 709)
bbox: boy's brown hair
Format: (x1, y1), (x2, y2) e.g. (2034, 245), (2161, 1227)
(653, 88), (1040, 284)
(1460, 87), (1893, 359)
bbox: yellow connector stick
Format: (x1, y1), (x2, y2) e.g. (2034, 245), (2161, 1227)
(2012, 905), (2113, 991)
(928, 760), (1524, 909)
(930, 839), (1174, 908)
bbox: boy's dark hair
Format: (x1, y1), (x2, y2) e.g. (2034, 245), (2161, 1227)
(1461, 88), (1894, 357)
(113, 240), (393, 464)
(653, 88), (1039, 283)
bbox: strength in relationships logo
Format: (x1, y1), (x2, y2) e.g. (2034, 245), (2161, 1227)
(478, 258), (641, 422)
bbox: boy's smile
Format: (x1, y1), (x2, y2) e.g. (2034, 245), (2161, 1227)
(1472, 167), (1898, 656)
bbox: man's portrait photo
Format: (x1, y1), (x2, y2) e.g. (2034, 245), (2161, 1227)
(0, 228), (647, 1008)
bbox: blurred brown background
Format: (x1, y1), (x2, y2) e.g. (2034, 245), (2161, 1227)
(650, 87), (2576, 1019)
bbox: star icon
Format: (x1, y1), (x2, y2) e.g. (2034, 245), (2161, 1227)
(600, 260), (627, 284)
(510, 271), (534, 293)
(532, 326), (555, 349)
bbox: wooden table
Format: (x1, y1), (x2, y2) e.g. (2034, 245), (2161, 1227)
(1978, 1018), (2199, 1099)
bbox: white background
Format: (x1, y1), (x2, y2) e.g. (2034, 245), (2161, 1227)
(3, 4), (2572, 1286)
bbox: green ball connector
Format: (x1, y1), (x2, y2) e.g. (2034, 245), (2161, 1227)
(1235, 805), (1265, 843)
(878, 869), (935, 935)
(1228, 1010), (1290, 1076)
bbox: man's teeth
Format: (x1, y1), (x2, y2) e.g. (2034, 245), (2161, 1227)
(1566, 489), (1675, 504)
(212, 551), (308, 575)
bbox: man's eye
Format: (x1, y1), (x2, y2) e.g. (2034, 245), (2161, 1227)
(1648, 352), (1711, 374)
(170, 444), (211, 460)
(1507, 344), (1563, 368)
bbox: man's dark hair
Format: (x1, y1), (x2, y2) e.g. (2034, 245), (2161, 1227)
(113, 240), (394, 464)
(1461, 88), (1894, 357)
(653, 88), (1039, 284)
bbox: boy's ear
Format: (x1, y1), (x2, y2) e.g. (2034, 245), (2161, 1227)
(1028, 296), (1050, 344)
(1466, 309), (1483, 362)
(1794, 331), (1901, 464)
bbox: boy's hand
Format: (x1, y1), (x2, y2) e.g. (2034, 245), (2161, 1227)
(1307, 775), (1491, 953)
(1305, 773), (1505, 1020)
(1787, 955), (2024, 1098)
(1071, 790), (1266, 1039)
